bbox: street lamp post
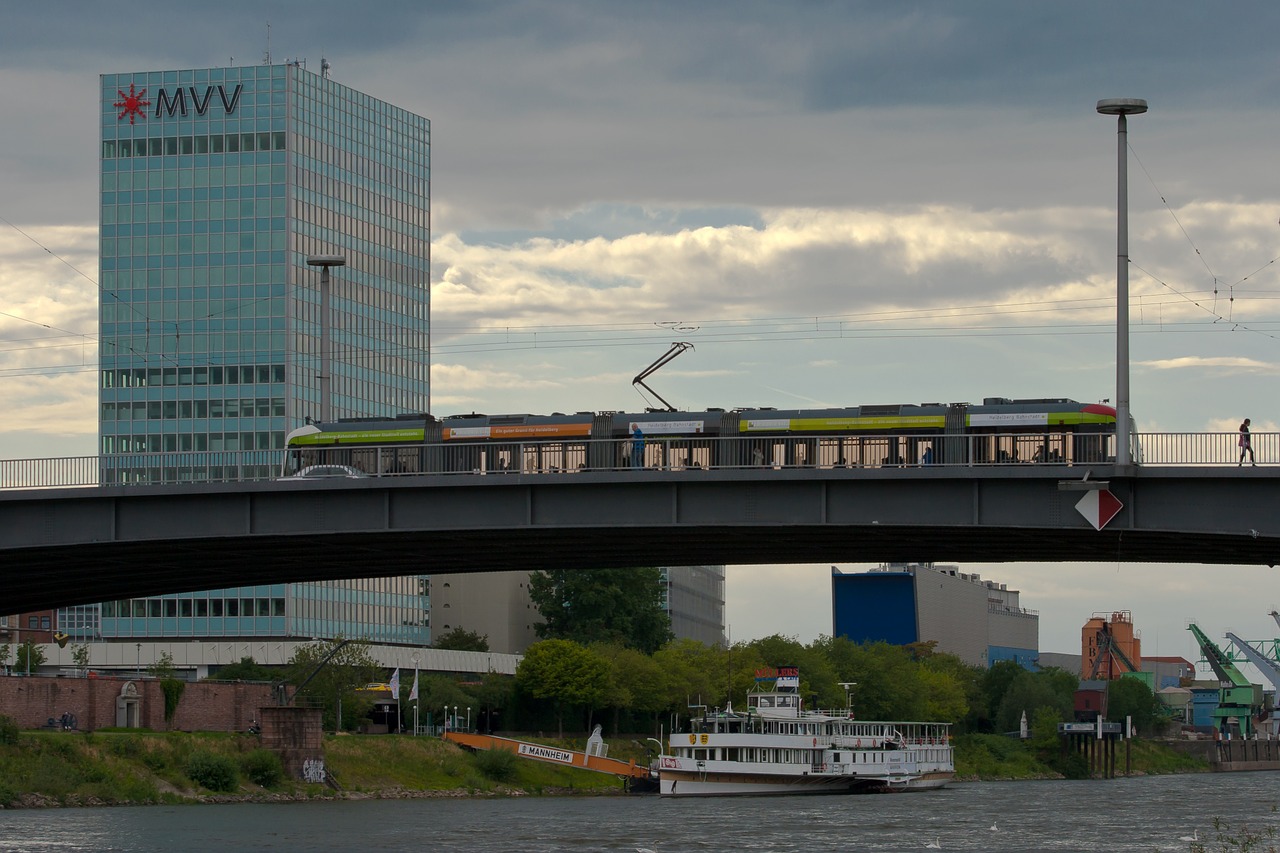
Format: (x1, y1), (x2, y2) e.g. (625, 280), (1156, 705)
(466, 706), (471, 732)
(305, 255), (346, 425)
(135, 642), (141, 678)
(1095, 98), (1147, 468)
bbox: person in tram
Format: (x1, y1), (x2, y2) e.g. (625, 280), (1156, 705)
(630, 426), (645, 468)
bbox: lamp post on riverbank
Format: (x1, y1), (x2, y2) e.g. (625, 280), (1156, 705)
(1096, 97), (1147, 468)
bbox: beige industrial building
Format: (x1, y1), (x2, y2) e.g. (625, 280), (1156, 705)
(429, 566), (726, 654)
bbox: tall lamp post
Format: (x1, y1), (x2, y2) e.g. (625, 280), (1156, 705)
(305, 255), (346, 425)
(1095, 98), (1147, 468)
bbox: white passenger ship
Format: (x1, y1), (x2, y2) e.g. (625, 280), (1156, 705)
(658, 668), (954, 797)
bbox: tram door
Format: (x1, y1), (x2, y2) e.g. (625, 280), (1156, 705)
(938, 403), (968, 465)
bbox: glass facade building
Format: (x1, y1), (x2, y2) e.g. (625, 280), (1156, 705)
(60, 578), (429, 646)
(94, 64), (431, 646)
(99, 63), (430, 458)
(661, 565), (726, 647)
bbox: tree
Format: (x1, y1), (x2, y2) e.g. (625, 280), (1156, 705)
(206, 656), (275, 682)
(982, 660), (1027, 723)
(147, 650), (177, 680)
(995, 669), (1075, 733)
(592, 643), (670, 734)
(817, 639), (929, 720)
(516, 639), (609, 738)
(15, 640), (44, 676)
(747, 634), (842, 710)
(471, 671), (513, 734)
(71, 644), (90, 677)
(917, 666), (970, 723)
(653, 638), (727, 714)
(286, 637), (382, 731)
(921, 653), (985, 731)
(529, 567), (673, 654)
(1106, 676), (1165, 734)
(433, 627), (490, 652)
(0, 642), (10, 674)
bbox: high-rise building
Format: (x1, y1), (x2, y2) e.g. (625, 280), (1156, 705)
(831, 563), (1038, 668)
(99, 62), (429, 463)
(661, 566), (726, 647)
(91, 62), (431, 648)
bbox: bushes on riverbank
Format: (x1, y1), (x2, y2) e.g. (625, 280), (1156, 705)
(954, 732), (1209, 780)
(0, 722), (621, 807)
(0, 715), (1216, 808)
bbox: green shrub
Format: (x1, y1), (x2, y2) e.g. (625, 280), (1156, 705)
(0, 715), (18, 746)
(185, 751), (239, 792)
(473, 747), (518, 783)
(107, 735), (144, 759)
(240, 749), (284, 788)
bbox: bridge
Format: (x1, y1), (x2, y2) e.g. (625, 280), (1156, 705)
(2, 433), (1278, 615)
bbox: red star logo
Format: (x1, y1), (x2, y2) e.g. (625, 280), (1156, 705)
(113, 83), (150, 124)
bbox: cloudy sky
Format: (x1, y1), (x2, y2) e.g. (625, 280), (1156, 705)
(4, 2), (1280, 666)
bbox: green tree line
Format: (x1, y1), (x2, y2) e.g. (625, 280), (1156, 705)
(215, 567), (1166, 747)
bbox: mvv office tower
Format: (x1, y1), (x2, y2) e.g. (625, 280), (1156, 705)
(85, 64), (432, 645)
(99, 63), (430, 469)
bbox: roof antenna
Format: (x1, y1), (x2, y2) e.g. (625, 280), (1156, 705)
(321, 55), (331, 78)
(632, 342), (693, 412)
(263, 21), (271, 64)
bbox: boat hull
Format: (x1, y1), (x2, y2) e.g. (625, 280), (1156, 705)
(659, 768), (954, 797)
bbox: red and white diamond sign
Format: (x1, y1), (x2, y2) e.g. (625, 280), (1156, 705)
(1076, 489), (1123, 531)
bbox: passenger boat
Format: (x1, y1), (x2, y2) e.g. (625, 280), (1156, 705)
(658, 668), (954, 797)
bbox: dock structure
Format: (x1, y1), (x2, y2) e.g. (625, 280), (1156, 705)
(441, 731), (656, 790)
(1059, 721), (1131, 778)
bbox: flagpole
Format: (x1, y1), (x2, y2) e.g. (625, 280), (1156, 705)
(410, 652), (420, 736)
(389, 667), (401, 735)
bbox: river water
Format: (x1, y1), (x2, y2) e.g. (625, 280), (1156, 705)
(0, 773), (1274, 852)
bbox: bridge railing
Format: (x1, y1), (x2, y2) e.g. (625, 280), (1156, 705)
(0, 432), (1260, 490)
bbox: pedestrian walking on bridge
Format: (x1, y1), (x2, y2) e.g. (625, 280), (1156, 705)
(1239, 418), (1256, 466)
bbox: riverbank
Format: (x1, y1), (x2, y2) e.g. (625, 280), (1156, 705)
(0, 729), (1213, 808)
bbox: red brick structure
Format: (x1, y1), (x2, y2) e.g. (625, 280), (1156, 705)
(0, 675), (274, 732)
(259, 706), (326, 782)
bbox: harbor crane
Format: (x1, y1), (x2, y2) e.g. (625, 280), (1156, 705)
(1224, 609), (1280, 692)
(1188, 623), (1261, 737)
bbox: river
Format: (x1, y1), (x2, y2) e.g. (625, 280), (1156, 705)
(0, 773), (1274, 852)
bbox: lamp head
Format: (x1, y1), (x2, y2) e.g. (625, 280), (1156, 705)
(306, 255), (347, 268)
(1096, 98), (1148, 116)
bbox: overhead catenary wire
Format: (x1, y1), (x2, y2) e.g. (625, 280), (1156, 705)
(6, 141), (1280, 379)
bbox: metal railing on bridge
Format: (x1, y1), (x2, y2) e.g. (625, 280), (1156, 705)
(0, 432), (1265, 490)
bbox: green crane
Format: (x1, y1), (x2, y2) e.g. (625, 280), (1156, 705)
(1188, 623), (1260, 737)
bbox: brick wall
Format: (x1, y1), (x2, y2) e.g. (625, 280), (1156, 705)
(0, 675), (274, 732)
(260, 706), (325, 781)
